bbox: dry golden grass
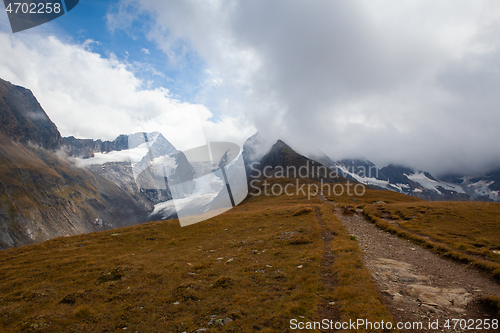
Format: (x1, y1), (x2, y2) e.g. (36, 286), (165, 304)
(373, 201), (500, 258)
(325, 187), (421, 206)
(0, 178), (393, 332)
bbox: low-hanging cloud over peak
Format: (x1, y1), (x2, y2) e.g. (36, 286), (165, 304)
(106, 0), (500, 176)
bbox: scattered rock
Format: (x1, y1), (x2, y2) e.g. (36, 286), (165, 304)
(393, 294), (405, 303)
(397, 273), (421, 282)
(208, 315), (233, 326)
(375, 258), (412, 271)
(418, 293), (452, 308)
(381, 290), (393, 297)
(404, 284), (440, 297)
(419, 304), (438, 314)
(216, 317), (233, 326)
(370, 259), (476, 314)
(442, 290), (472, 307)
(449, 307), (467, 314)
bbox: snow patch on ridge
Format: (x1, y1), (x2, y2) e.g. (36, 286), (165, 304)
(389, 183), (410, 193)
(407, 172), (465, 194)
(467, 180), (499, 201)
(334, 164), (390, 189)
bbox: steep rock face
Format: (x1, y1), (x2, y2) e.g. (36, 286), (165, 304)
(0, 79), (151, 249)
(379, 164), (415, 185)
(0, 78), (62, 149)
(0, 134), (149, 249)
(62, 134), (130, 158)
(85, 162), (158, 207)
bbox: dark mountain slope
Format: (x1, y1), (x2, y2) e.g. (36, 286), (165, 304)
(0, 79), (150, 249)
(0, 78), (61, 149)
(379, 164), (415, 185)
(0, 133), (149, 249)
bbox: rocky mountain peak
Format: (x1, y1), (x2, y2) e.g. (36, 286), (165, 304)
(0, 78), (62, 150)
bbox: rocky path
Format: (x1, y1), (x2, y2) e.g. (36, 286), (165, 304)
(318, 194), (500, 332)
(315, 206), (340, 328)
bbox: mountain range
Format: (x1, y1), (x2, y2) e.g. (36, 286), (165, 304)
(243, 132), (499, 202)
(328, 158), (499, 202)
(63, 131), (196, 208)
(1, 78), (499, 248)
(0, 78), (149, 249)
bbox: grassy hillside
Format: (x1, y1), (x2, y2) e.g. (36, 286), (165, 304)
(0, 178), (392, 332)
(3, 179), (499, 332)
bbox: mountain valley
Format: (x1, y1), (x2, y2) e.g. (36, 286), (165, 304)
(0, 78), (500, 331)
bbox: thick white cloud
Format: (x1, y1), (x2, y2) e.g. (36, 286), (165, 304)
(107, 0), (500, 175)
(1, 1), (499, 175)
(0, 32), (254, 150)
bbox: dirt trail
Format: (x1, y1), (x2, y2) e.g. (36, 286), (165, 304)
(318, 193), (500, 332)
(315, 206), (340, 328)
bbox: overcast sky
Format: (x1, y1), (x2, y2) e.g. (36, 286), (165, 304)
(1, 0), (499, 176)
